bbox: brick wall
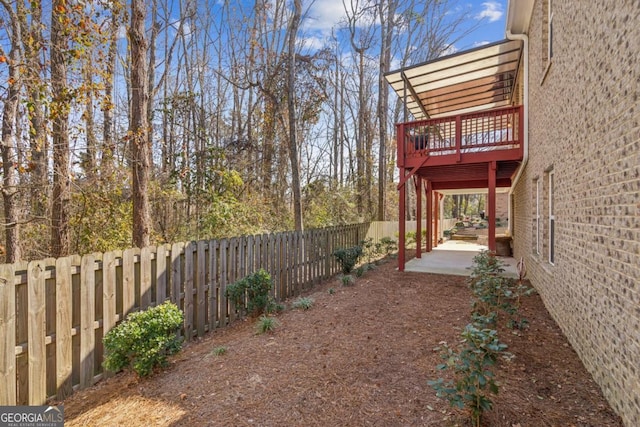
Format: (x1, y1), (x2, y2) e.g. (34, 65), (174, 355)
(512, 1), (640, 425)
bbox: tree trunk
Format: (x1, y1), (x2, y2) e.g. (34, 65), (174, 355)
(129, 0), (151, 248)
(50, 0), (71, 258)
(0, 1), (23, 262)
(287, 0), (302, 232)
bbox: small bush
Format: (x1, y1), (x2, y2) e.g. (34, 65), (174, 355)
(256, 315), (279, 334)
(292, 297), (314, 310)
(225, 269), (274, 316)
(378, 236), (397, 254)
(211, 346), (227, 356)
(429, 325), (507, 426)
(103, 302), (183, 377)
(340, 274), (355, 287)
(332, 245), (363, 274)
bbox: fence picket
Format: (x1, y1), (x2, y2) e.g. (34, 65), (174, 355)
(219, 239), (228, 327)
(208, 240), (218, 331)
(184, 242), (195, 341)
(27, 260), (46, 404)
(122, 248), (137, 316)
(55, 257), (73, 398)
(101, 251), (118, 380)
(156, 245), (167, 304)
(79, 254), (96, 390)
(0, 264), (16, 405)
(197, 241), (206, 338)
(140, 247), (152, 310)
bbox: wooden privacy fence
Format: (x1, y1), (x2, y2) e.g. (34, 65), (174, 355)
(0, 223), (369, 405)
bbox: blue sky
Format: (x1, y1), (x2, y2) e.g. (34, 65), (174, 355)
(457, 0), (508, 49)
(299, 0), (507, 53)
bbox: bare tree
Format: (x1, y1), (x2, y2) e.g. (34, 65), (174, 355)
(0, 0), (23, 261)
(287, 0), (303, 230)
(50, 0), (71, 257)
(129, 0), (151, 247)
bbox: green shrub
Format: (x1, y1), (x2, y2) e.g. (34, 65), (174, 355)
(332, 245), (363, 274)
(225, 269), (274, 316)
(428, 325), (507, 427)
(103, 302), (183, 377)
(211, 346), (227, 356)
(340, 274), (355, 286)
(256, 315), (279, 334)
(378, 236), (397, 254)
(291, 297), (314, 310)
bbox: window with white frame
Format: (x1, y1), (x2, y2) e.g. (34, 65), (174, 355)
(548, 170), (555, 264)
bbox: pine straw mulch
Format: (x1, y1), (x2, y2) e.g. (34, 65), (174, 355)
(58, 251), (622, 426)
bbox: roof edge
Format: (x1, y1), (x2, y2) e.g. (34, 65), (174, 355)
(505, 0), (535, 35)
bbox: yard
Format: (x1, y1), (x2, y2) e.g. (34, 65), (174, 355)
(58, 251), (622, 426)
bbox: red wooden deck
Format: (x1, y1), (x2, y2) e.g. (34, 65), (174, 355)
(396, 106), (524, 270)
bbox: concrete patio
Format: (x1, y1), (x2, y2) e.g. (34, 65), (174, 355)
(404, 240), (520, 278)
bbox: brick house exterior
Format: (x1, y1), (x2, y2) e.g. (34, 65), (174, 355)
(509, 1), (640, 424)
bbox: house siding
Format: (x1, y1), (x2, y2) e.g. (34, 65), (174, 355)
(512, 1), (640, 425)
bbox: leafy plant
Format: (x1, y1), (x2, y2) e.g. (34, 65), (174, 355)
(256, 315), (279, 334)
(340, 274), (355, 287)
(468, 251), (534, 327)
(103, 302), (183, 377)
(378, 236), (397, 255)
(428, 325), (508, 427)
(328, 287), (335, 295)
(211, 346), (227, 356)
(332, 245), (363, 274)
(292, 297), (314, 310)
(225, 269), (274, 316)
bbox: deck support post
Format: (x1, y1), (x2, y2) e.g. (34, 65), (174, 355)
(415, 177), (422, 259)
(426, 180), (433, 253)
(433, 192), (440, 248)
(488, 161), (497, 253)
(398, 170), (406, 271)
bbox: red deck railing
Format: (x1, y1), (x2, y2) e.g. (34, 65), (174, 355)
(396, 105), (523, 166)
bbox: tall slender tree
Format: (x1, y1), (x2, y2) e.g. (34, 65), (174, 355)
(287, 0), (303, 230)
(50, 0), (71, 257)
(129, 0), (152, 247)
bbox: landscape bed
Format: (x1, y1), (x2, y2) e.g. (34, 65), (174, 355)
(58, 251), (622, 426)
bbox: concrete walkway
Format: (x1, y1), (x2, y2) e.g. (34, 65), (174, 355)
(404, 240), (519, 278)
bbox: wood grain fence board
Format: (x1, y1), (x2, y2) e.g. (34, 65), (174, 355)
(27, 260), (46, 404)
(0, 263), (16, 404)
(184, 242), (194, 341)
(156, 245), (167, 304)
(101, 251), (118, 380)
(239, 237), (246, 280)
(197, 241), (206, 338)
(170, 243), (184, 339)
(79, 255), (96, 390)
(273, 233), (280, 301)
(219, 239), (228, 327)
(122, 248), (137, 316)
(140, 247), (152, 310)
(246, 235), (254, 276)
(170, 243), (183, 307)
(55, 257), (73, 399)
(208, 240), (218, 331)
(228, 238), (237, 321)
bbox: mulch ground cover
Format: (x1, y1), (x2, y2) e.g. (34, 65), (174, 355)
(58, 251), (622, 426)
